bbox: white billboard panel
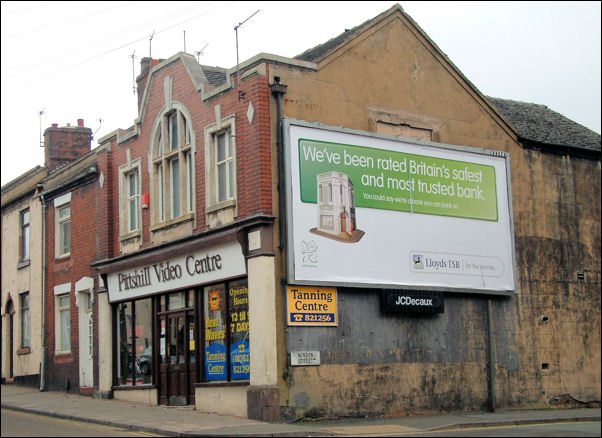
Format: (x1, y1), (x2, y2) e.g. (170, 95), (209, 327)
(283, 119), (516, 294)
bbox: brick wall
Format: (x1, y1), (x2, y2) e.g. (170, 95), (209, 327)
(44, 178), (99, 392)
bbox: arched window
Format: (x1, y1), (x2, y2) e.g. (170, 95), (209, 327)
(151, 108), (195, 225)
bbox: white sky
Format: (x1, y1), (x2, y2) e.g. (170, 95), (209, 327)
(1, 1), (600, 186)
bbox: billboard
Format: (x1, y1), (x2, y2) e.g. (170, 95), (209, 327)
(283, 119), (516, 295)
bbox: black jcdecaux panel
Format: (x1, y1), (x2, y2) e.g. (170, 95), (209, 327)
(381, 290), (444, 314)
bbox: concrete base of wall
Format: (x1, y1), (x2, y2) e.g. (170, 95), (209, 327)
(195, 385), (248, 417)
(113, 387), (158, 406)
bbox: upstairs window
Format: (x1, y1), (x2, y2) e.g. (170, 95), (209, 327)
(204, 114), (237, 220)
(20, 209), (30, 262)
(152, 109), (194, 226)
(54, 192), (71, 259)
(215, 131), (234, 203)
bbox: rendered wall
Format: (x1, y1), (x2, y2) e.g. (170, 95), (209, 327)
(1, 196), (43, 384)
(271, 10), (600, 418)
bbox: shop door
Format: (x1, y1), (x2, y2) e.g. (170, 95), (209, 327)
(158, 311), (196, 405)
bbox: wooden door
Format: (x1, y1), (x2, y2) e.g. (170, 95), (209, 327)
(158, 311), (196, 405)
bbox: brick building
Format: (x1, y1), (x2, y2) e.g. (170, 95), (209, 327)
(2, 3), (600, 423)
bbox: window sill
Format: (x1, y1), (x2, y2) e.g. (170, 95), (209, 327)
(55, 254), (70, 261)
(119, 230), (141, 242)
(151, 212), (194, 232)
(205, 199), (236, 214)
(17, 347), (31, 355)
(53, 352), (73, 364)
(112, 384), (156, 391)
(195, 380), (249, 388)
(17, 260), (30, 270)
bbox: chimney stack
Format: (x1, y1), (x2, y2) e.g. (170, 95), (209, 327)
(135, 57), (163, 110)
(43, 120), (92, 172)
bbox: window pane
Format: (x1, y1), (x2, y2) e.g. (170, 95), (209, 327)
(170, 113), (178, 150)
(168, 292), (185, 310)
(218, 163), (227, 202)
(171, 159), (180, 217)
(229, 280), (249, 380)
(21, 293), (30, 348)
(22, 210), (30, 225)
(60, 309), (71, 351)
(22, 223), (30, 261)
(59, 295), (70, 308)
(217, 133), (226, 162)
(204, 284), (226, 381)
(228, 161), (234, 198)
(129, 199), (137, 231)
(158, 165), (164, 221)
(134, 299), (152, 384)
(59, 206), (70, 219)
(116, 302), (133, 385)
(61, 220), (71, 254)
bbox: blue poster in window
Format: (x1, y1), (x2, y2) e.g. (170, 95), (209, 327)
(205, 342), (226, 380)
(230, 340), (250, 380)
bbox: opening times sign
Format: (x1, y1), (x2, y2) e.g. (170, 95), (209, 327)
(284, 120), (516, 294)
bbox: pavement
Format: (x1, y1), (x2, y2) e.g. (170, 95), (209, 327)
(1, 383), (600, 437)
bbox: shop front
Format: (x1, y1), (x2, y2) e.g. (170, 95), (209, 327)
(99, 237), (250, 407)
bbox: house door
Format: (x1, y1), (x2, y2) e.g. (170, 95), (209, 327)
(158, 310), (196, 405)
(79, 293), (94, 387)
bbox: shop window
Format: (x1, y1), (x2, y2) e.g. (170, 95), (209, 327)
(20, 292), (30, 349)
(56, 293), (71, 353)
(116, 299), (152, 386)
(20, 209), (30, 262)
(151, 108), (194, 227)
(203, 279), (249, 381)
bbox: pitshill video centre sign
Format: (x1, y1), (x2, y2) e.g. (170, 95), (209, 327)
(283, 119), (517, 295)
(106, 241), (246, 302)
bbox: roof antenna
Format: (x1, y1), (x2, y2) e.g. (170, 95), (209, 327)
(234, 10), (260, 101)
(39, 108), (46, 147)
(195, 43), (208, 63)
(130, 50), (137, 95)
(149, 30), (155, 58)
(93, 118), (103, 139)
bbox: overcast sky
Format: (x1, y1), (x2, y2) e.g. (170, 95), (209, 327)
(1, 1), (600, 186)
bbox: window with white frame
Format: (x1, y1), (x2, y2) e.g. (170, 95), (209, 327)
(56, 293), (71, 353)
(204, 115), (237, 213)
(20, 292), (30, 349)
(20, 209), (30, 262)
(152, 108), (194, 225)
(54, 193), (71, 258)
(119, 160), (142, 238)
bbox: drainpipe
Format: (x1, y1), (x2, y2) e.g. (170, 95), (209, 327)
(39, 192), (47, 391)
(270, 77), (287, 251)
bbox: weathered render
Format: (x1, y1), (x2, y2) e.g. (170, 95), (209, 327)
(1, 167), (47, 387)
(265, 4), (600, 418)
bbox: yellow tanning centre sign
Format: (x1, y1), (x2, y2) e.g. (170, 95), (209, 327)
(287, 286), (337, 326)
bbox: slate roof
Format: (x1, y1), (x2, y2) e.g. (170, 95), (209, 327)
(202, 69), (227, 87)
(488, 97), (601, 152)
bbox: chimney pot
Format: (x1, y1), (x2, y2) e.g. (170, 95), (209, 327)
(77, 119), (84, 127)
(52, 123), (58, 128)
